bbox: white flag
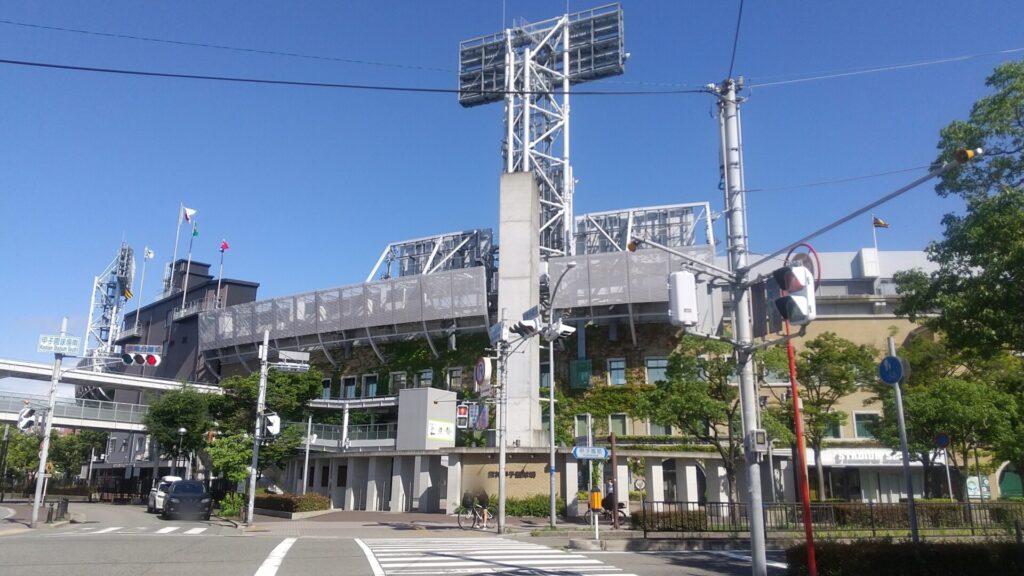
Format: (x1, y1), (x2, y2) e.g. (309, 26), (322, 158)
(183, 206), (197, 222)
(144, 247), (155, 260)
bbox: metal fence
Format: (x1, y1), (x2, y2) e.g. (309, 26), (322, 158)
(291, 422), (397, 442)
(639, 500), (1024, 538)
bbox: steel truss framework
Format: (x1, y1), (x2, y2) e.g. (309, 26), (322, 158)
(574, 202), (715, 255)
(366, 229), (494, 281)
(459, 3), (625, 257)
(82, 242), (134, 372)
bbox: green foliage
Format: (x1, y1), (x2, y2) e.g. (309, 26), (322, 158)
(143, 387), (213, 461)
(547, 384), (647, 446)
(785, 542), (1024, 576)
(3, 429), (40, 482)
(211, 368), (323, 435)
(254, 492), (330, 513)
(502, 494), (566, 517)
(259, 424), (304, 471)
(217, 491), (245, 517)
(763, 333), (877, 500)
(635, 336), (742, 503)
(206, 433), (252, 485)
(631, 510), (707, 532)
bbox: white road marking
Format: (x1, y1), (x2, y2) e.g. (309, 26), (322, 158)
(0, 507), (14, 521)
(355, 538), (386, 576)
(93, 527), (121, 534)
(156, 527), (178, 534)
(710, 550), (788, 570)
(253, 537), (297, 576)
(184, 527), (207, 535)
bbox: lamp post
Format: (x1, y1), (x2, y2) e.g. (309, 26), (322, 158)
(173, 427), (186, 478)
(545, 261), (576, 529)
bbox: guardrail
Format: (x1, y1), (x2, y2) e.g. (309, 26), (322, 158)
(0, 391), (148, 426)
(291, 422), (397, 442)
(638, 500), (1024, 538)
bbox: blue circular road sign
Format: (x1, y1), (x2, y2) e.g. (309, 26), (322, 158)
(878, 356), (904, 384)
(935, 432), (951, 449)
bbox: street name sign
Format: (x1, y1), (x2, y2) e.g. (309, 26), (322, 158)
(125, 344), (163, 355)
(571, 446), (609, 460)
(37, 334), (80, 355)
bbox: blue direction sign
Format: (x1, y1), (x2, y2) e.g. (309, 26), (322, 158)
(571, 446), (609, 460)
(878, 356), (904, 385)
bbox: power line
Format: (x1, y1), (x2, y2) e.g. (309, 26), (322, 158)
(0, 19), (453, 74)
(746, 165), (931, 193)
(748, 47), (1024, 88)
(0, 57), (708, 96)
(726, 0), (745, 80)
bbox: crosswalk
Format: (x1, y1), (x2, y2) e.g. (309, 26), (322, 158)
(357, 537), (638, 576)
(50, 526), (209, 536)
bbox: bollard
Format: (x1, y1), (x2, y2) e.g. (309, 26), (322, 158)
(46, 503), (54, 523)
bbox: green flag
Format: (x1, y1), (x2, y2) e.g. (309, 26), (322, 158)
(192, 223), (199, 237)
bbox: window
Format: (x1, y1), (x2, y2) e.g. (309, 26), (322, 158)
(575, 414), (591, 439)
(645, 357), (668, 384)
(649, 421), (672, 436)
(322, 378), (332, 400)
(447, 368), (463, 390)
(390, 372), (407, 391)
(321, 465), (329, 487)
(363, 374), (377, 397)
(344, 376), (358, 399)
(854, 413), (880, 439)
(307, 465), (314, 487)
(540, 361), (551, 389)
(337, 465), (348, 487)
(607, 358), (626, 386)
(824, 420), (841, 439)
(610, 413), (628, 436)
(416, 369), (433, 388)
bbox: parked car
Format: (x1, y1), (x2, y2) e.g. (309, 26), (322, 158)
(161, 480), (212, 521)
(147, 475), (182, 513)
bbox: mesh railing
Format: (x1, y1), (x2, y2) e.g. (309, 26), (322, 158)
(0, 392), (147, 426)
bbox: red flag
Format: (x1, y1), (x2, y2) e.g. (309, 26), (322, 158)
(220, 239), (230, 252)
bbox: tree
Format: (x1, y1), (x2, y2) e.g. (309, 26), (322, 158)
(209, 368), (322, 435)
(143, 387), (213, 464)
(763, 333), (877, 500)
(636, 336), (742, 504)
(895, 61), (1024, 357)
(206, 433), (252, 485)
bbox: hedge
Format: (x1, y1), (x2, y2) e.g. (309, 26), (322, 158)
(502, 494), (567, 517)
(785, 542), (1024, 575)
(254, 493), (330, 513)
(631, 510), (708, 532)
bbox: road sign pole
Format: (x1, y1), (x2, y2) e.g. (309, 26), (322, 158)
(31, 317), (67, 528)
(887, 336), (919, 542)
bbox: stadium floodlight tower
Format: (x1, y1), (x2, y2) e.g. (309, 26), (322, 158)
(459, 3), (626, 257)
(81, 242), (135, 373)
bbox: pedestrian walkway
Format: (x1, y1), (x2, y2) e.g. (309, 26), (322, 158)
(47, 526), (209, 536)
(357, 537), (638, 575)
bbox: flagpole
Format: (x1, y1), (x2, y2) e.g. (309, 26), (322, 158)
(134, 247), (150, 331)
(216, 245), (225, 308)
(871, 214), (879, 253)
(181, 222), (196, 310)
(169, 204), (184, 295)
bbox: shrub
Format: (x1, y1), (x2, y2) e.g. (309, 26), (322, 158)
(254, 492), (330, 513)
(217, 492), (245, 518)
(502, 494), (567, 517)
(631, 509), (708, 532)
(44, 485), (92, 497)
(785, 542), (1024, 575)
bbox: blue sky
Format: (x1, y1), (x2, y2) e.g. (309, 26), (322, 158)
(1, 1), (1022, 393)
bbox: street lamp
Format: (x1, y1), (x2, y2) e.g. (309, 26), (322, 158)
(172, 427), (186, 478)
(544, 261), (576, 529)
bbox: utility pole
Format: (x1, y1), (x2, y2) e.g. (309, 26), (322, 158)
(245, 329), (270, 527)
(302, 414), (313, 495)
(31, 317), (67, 528)
(0, 424), (9, 503)
(496, 311), (509, 534)
(716, 78), (768, 576)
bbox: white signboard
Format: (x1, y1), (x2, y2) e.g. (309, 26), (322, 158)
(427, 419), (455, 442)
(37, 334), (80, 355)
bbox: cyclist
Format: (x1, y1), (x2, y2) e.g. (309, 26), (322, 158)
(476, 488), (491, 528)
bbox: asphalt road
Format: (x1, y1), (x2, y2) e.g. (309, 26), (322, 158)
(0, 503), (788, 576)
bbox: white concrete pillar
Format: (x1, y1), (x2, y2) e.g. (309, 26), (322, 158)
(411, 456), (433, 512)
(444, 454), (462, 514)
(676, 459), (700, 502)
(365, 457), (379, 512)
(563, 456), (579, 516)
(644, 458), (665, 505)
(389, 456), (405, 512)
(344, 460), (357, 510)
(615, 457), (630, 514)
(706, 463), (729, 504)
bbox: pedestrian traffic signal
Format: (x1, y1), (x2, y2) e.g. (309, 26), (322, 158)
(17, 406), (36, 431)
(510, 318), (541, 338)
(264, 412), (281, 437)
(456, 403), (470, 429)
(121, 353), (161, 366)
(772, 264), (816, 325)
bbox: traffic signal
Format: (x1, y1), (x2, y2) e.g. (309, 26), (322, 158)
(668, 271), (699, 327)
(456, 403), (470, 429)
(510, 318), (541, 338)
(121, 353), (161, 366)
(542, 318), (576, 342)
(771, 264), (816, 325)
(17, 407), (36, 431)
(264, 412), (281, 437)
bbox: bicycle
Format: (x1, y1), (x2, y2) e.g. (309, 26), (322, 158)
(458, 503), (495, 529)
(584, 504), (627, 525)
